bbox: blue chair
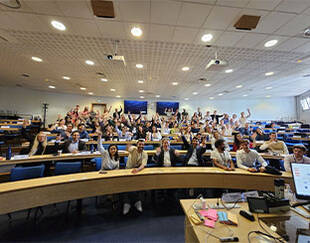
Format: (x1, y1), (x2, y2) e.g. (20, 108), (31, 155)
(93, 158), (102, 171)
(170, 145), (182, 150)
(144, 145), (154, 150)
(117, 145), (127, 151)
(54, 162), (81, 175)
(10, 164), (45, 181)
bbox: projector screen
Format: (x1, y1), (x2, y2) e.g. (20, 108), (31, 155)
(124, 100), (147, 114)
(156, 102), (179, 115)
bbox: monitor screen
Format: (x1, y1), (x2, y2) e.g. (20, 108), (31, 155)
(156, 102), (179, 115)
(124, 100), (147, 114)
(291, 163), (310, 200)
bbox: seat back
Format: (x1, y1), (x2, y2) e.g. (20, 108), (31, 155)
(117, 145), (127, 151)
(54, 162), (81, 175)
(144, 145), (154, 150)
(10, 164), (45, 181)
(94, 158), (102, 171)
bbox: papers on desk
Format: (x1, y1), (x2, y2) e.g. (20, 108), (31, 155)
(80, 139), (89, 143)
(0, 126), (9, 128)
(76, 151), (91, 155)
(11, 155), (29, 160)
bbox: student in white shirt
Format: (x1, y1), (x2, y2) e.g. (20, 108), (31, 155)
(97, 132), (119, 170)
(236, 140), (267, 172)
(284, 144), (310, 172)
(211, 139), (235, 171)
(239, 108), (251, 128)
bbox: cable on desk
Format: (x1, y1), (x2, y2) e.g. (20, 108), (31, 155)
(247, 231), (285, 243)
(220, 198), (241, 210)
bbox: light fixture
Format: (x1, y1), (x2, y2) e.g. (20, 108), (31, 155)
(62, 76), (70, 80)
(131, 26), (143, 37)
(236, 85), (243, 88)
(101, 78), (108, 82)
(172, 82), (179, 86)
(209, 97), (214, 100)
(80, 87), (86, 90)
(110, 88), (116, 92)
(85, 60), (95, 65)
(297, 59), (302, 63)
(155, 95), (160, 98)
(264, 39), (278, 48)
(136, 64), (143, 69)
(184, 98), (189, 101)
(88, 92), (94, 95)
(140, 96), (144, 99)
(265, 72), (274, 76)
(48, 85), (55, 89)
(225, 69), (233, 73)
(243, 94), (248, 97)
(116, 95), (121, 98)
(193, 92), (198, 95)
(266, 95), (271, 98)
(218, 93), (223, 96)
(201, 33), (213, 42)
(51, 20), (66, 31)
(204, 83), (211, 87)
(138, 80), (144, 84)
(31, 56), (42, 62)
(303, 27), (310, 37)
(139, 90), (144, 93)
(265, 86), (272, 90)
(182, 66), (190, 71)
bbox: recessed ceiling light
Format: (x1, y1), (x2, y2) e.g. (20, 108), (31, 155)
(182, 66), (190, 71)
(88, 92), (94, 95)
(80, 87), (86, 90)
(201, 33), (213, 42)
(116, 95), (121, 98)
(265, 86), (272, 90)
(264, 39), (278, 48)
(110, 88), (116, 92)
(48, 85), (55, 89)
(85, 60), (94, 65)
(131, 26), (143, 37)
(51, 20), (66, 31)
(209, 97), (214, 100)
(266, 95), (271, 98)
(204, 83), (211, 87)
(62, 76), (70, 80)
(193, 92), (198, 95)
(218, 93), (223, 96)
(265, 72), (274, 76)
(101, 78), (108, 82)
(138, 80), (144, 84)
(136, 64), (143, 69)
(139, 90), (144, 93)
(140, 96), (144, 99)
(225, 69), (233, 73)
(184, 98), (189, 101)
(172, 82), (179, 86)
(155, 95), (160, 98)
(236, 85), (243, 88)
(243, 94), (248, 97)
(297, 59), (302, 63)
(31, 56), (42, 62)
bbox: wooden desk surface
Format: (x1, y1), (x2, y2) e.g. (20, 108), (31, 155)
(0, 128), (19, 131)
(0, 168), (292, 215)
(180, 199), (288, 243)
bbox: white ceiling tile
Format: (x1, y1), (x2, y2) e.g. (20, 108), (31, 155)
(216, 0), (250, 8)
(246, 0), (282, 11)
(149, 24), (174, 42)
(172, 27), (199, 43)
(302, 7), (310, 15)
(118, 0), (150, 23)
(194, 29), (223, 44)
(24, 0), (63, 16)
(274, 37), (309, 52)
(234, 33), (269, 48)
(215, 31), (246, 47)
(55, 0), (94, 19)
(3, 12), (45, 32)
(203, 6), (242, 30)
(186, 0), (216, 4)
(254, 12), (296, 34)
(292, 42), (310, 53)
(151, 1), (182, 25)
(97, 20), (126, 39)
(177, 2), (212, 27)
(69, 19), (101, 37)
(275, 0), (310, 14)
(275, 15), (310, 36)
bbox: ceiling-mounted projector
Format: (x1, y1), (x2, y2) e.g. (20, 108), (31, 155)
(205, 59), (227, 71)
(105, 40), (126, 66)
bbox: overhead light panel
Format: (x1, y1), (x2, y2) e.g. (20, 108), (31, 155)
(209, 97), (214, 100)
(236, 85), (243, 88)
(136, 64), (143, 69)
(201, 34), (213, 42)
(48, 85), (55, 89)
(264, 40), (278, 48)
(139, 90), (144, 93)
(85, 60), (95, 65)
(62, 76), (70, 80)
(225, 69), (233, 73)
(131, 27), (143, 37)
(182, 66), (190, 71)
(88, 92), (94, 95)
(265, 72), (274, 76)
(172, 82), (178, 86)
(80, 87), (86, 90)
(193, 92), (198, 95)
(110, 88), (116, 92)
(265, 86), (272, 90)
(138, 80), (144, 84)
(32, 56), (42, 62)
(140, 96), (144, 99)
(204, 83), (211, 87)
(51, 20), (66, 31)
(101, 78), (108, 82)
(155, 95), (160, 98)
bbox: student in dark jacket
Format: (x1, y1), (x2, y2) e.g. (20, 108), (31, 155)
(153, 138), (180, 167)
(58, 131), (87, 153)
(181, 130), (207, 166)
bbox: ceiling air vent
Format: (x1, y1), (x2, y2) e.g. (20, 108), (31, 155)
(234, 15), (261, 31)
(303, 74), (310, 78)
(91, 0), (115, 18)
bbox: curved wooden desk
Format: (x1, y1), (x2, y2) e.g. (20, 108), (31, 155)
(0, 167), (292, 215)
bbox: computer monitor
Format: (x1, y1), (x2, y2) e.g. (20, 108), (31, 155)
(291, 163), (310, 200)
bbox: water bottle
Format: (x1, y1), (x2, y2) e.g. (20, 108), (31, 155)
(6, 145), (12, 160)
(90, 144), (94, 153)
(274, 179), (284, 199)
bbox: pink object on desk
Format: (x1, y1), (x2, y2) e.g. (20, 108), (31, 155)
(204, 219), (215, 228)
(200, 209), (218, 221)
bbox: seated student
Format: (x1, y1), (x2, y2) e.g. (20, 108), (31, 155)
(232, 133), (243, 152)
(284, 144), (310, 172)
(123, 139), (148, 215)
(238, 123), (251, 136)
(59, 131), (87, 153)
(211, 131), (230, 151)
(181, 131), (207, 166)
(27, 132), (59, 156)
(147, 126), (162, 141)
(116, 125), (132, 141)
(56, 119), (67, 131)
(251, 128), (269, 141)
(153, 138), (180, 167)
(259, 132), (289, 155)
(236, 140), (267, 172)
(97, 132), (119, 170)
(77, 124), (89, 140)
(211, 139), (235, 171)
